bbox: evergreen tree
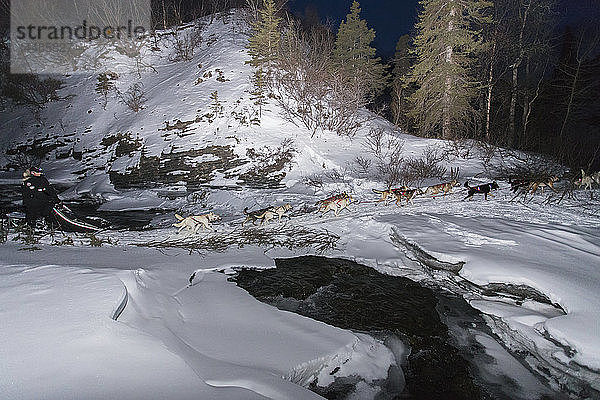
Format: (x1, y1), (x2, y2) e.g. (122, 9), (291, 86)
(208, 90), (224, 122)
(250, 67), (267, 118)
(95, 71), (118, 110)
(247, 0), (282, 70)
(406, 0), (492, 139)
(333, 1), (387, 103)
(391, 35), (413, 127)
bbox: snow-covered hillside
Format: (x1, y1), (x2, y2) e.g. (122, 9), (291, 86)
(2, 9), (600, 400)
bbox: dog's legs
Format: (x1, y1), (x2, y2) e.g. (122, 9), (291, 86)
(334, 205), (341, 217)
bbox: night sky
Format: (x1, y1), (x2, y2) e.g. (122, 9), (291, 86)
(287, 0), (600, 59)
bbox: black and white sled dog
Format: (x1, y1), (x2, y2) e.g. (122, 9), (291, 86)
(463, 181), (499, 201)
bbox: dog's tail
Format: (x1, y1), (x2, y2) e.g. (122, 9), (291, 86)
(463, 181), (470, 189)
(243, 207), (250, 215)
(175, 213), (184, 221)
(372, 189), (385, 194)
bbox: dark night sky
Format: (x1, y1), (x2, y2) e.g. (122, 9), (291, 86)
(287, 0), (600, 59)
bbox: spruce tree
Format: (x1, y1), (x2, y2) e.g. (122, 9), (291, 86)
(391, 35), (413, 127)
(406, 0), (492, 139)
(333, 1), (387, 103)
(95, 71), (118, 110)
(250, 67), (267, 118)
(247, 0), (282, 70)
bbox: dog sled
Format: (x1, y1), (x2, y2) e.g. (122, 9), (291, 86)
(4, 204), (105, 233)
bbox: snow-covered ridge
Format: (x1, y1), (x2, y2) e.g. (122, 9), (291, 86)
(1, 11), (301, 190)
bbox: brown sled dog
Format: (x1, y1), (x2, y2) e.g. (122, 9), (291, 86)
(372, 187), (423, 206)
(510, 176), (558, 194)
(527, 176), (559, 194)
(424, 180), (460, 197)
(316, 193), (353, 216)
(253, 203), (293, 225)
(372, 187), (409, 205)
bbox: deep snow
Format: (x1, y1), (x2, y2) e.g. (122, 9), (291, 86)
(1, 9), (600, 400)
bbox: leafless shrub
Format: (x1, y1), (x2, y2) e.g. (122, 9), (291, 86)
(376, 155), (404, 188)
(302, 167), (354, 192)
(352, 156), (372, 176)
(486, 151), (567, 202)
(487, 151), (564, 181)
(4, 151), (42, 170)
(443, 139), (475, 160)
(167, 22), (203, 62)
(239, 138), (296, 187)
(402, 145), (447, 185)
(365, 131), (448, 187)
(364, 127), (385, 156)
(475, 141), (497, 166)
(2, 74), (66, 111)
(135, 224), (339, 255)
(271, 21), (365, 138)
(301, 173), (325, 190)
(363, 127), (406, 187)
(118, 82), (147, 112)
(323, 168), (345, 182)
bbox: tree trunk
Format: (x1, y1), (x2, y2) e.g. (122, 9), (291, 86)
(559, 59), (581, 139)
(162, 0), (167, 30)
(485, 40), (496, 141)
(510, 0), (531, 147)
(521, 56), (530, 143)
(509, 62), (519, 146)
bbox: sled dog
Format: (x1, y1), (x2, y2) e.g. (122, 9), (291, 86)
(393, 188), (424, 206)
(527, 176), (559, 194)
(576, 170), (600, 190)
(509, 177), (530, 193)
(255, 203), (293, 225)
(463, 181), (499, 201)
(173, 212), (221, 233)
(424, 180), (460, 197)
(243, 207), (273, 226)
(316, 193), (353, 216)
(372, 187), (409, 205)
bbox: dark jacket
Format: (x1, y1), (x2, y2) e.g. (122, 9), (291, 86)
(22, 175), (60, 217)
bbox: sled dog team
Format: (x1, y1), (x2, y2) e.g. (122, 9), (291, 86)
(173, 170), (600, 233)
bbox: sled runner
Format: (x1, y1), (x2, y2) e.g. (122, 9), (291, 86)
(51, 204), (104, 233)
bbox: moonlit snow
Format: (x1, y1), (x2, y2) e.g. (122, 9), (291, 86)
(1, 10), (600, 400)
